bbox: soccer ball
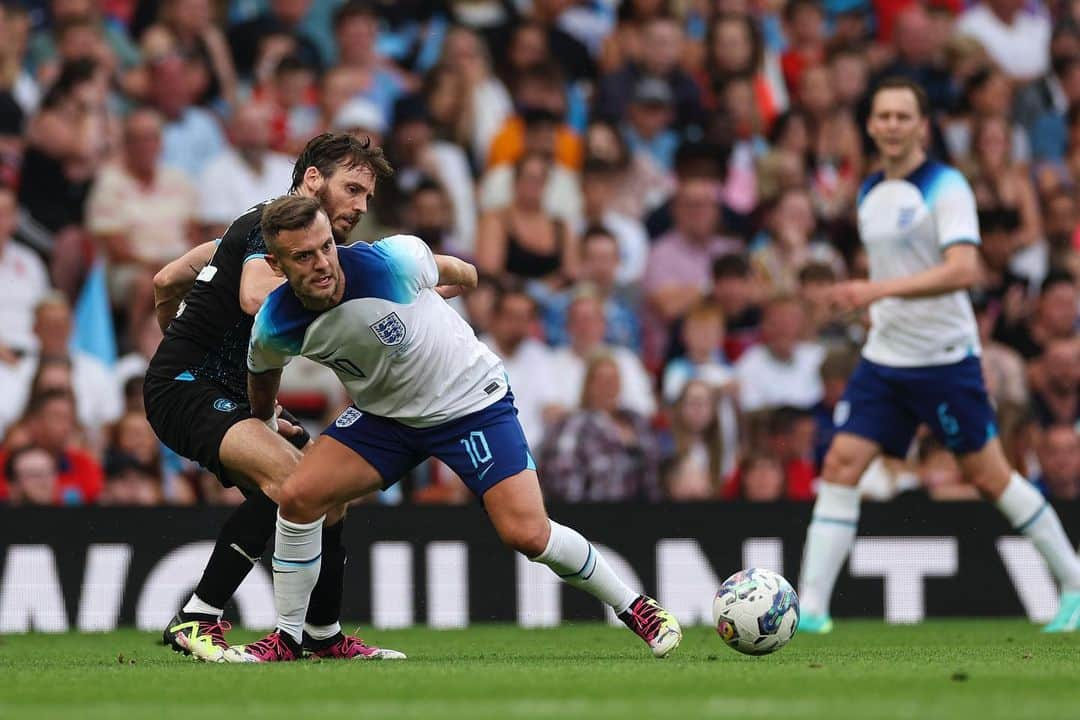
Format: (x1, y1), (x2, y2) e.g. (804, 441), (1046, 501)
(713, 568), (800, 656)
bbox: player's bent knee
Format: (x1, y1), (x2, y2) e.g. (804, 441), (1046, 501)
(276, 482), (326, 524)
(822, 447), (863, 487)
(499, 516), (550, 558)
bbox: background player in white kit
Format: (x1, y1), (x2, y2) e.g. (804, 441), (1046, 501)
(208, 195), (682, 662)
(797, 77), (1080, 634)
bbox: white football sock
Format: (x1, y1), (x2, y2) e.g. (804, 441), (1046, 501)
(531, 520), (638, 614)
(799, 482), (861, 617)
(182, 595), (223, 618)
(303, 622), (342, 641)
(996, 473), (1080, 591)
(272, 512), (324, 643)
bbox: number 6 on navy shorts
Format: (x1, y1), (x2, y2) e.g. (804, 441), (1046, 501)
(836, 356), (998, 458)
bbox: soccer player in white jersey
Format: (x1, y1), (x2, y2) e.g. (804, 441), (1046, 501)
(211, 195), (682, 662)
(797, 77), (1080, 634)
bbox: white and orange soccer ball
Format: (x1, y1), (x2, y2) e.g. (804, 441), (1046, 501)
(713, 568), (800, 656)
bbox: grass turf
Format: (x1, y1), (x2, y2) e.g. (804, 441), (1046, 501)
(0, 621), (1077, 720)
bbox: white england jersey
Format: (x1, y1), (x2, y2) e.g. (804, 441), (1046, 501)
(857, 160), (981, 368)
(248, 235), (506, 427)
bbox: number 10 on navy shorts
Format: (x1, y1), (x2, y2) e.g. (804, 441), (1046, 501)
(835, 356), (998, 458)
(322, 389), (536, 496)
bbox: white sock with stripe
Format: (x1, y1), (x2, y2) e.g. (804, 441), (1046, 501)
(530, 520), (638, 614)
(996, 473), (1080, 591)
(799, 482), (861, 617)
(272, 512), (324, 644)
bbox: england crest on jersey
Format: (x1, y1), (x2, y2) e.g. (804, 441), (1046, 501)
(370, 312), (406, 345)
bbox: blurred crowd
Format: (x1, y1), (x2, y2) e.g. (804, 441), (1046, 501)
(0, 0), (1077, 507)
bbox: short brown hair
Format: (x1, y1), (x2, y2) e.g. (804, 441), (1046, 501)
(871, 76), (930, 117)
(290, 132), (393, 191)
(261, 195), (324, 252)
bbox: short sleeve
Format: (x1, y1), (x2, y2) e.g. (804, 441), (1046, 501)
(247, 303), (293, 374)
(931, 169), (980, 249)
(375, 234), (440, 293)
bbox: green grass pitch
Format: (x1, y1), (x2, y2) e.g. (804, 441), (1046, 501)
(1, 621), (1078, 720)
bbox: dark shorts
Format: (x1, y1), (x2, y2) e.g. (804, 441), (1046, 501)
(144, 370), (310, 487)
(835, 355), (998, 458)
(322, 390), (535, 496)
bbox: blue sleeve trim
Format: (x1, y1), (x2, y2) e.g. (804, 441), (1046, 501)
(242, 253), (268, 265)
(940, 237), (980, 249)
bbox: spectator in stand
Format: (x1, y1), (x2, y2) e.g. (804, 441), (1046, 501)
(476, 151), (579, 288)
(661, 303), (739, 476)
(662, 380), (723, 501)
(576, 159), (649, 288)
(100, 449), (164, 506)
(331, 1), (411, 122)
(828, 45), (869, 115)
(28, 0), (141, 91)
(15, 294), (122, 446)
(548, 292), (656, 420)
(480, 285), (558, 450)
(382, 94), (475, 252)
(963, 114), (1042, 249)
(403, 180), (464, 257)
(1033, 425), (1080, 500)
(21, 58), (112, 300)
(542, 226), (640, 350)
(698, 13), (788, 129)
(486, 61), (582, 172)
(620, 75), (681, 172)
(139, 0), (237, 108)
(643, 176), (743, 366)
(955, 0), (1051, 82)
(226, 0), (323, 79)
(945, 67), (1030, 167)
(780, 0), (827, 97)
(583, 119), (673, 220)
(524, 0), (597, 85)
(709, 254), (763, 362)
(735, 295), (826, 412)
(750, 186), (845, 296)
(481, 111), (584, 226)
(198, 102), (294, 239)
(0, 390), (102, 505)
(0, 185), (49, 360)
(147, 53), (225, 182)
(3, 445), (59, 506)
(995, 272), (1077, 360)
(973, 295), (1028, 410)
(797, 263), (852, 347)
(539, 354), (661, 503)
(1029, 338), (1079, 429)
(595, 14), (703, 132)
(437, 25), (513, 168)
(873, 5), (953, 114)
(728, 455), (787, 502)
(86, 107), (199, 340)
(724, 406), (817, 501)
(1042, 188), (1080, 278)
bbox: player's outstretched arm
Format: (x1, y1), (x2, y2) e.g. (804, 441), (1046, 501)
(433, 254), (478, 297)
(153, 240), (219, 332)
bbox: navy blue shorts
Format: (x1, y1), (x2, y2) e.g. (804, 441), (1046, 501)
(321, 390), (535, 496)
(835, 356), (998, 458)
